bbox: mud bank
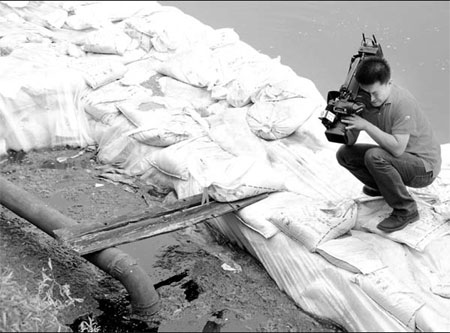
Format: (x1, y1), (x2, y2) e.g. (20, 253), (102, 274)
(0, 147), (344, 332)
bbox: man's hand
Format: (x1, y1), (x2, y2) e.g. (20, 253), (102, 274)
(342, 114), (409, 157)
(341, 114), (370, 131)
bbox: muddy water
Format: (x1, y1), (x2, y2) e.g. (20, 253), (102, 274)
(162, 1), (450, 144)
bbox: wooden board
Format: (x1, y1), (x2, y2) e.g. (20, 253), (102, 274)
(54, 193), (269, 255)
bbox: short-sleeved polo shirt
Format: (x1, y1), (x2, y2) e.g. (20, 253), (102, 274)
(362, 84), (441, 177)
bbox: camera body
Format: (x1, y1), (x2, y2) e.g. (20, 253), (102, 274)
(319, 34), (383, 144)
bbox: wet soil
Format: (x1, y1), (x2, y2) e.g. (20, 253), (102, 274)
(0, 146), (345, 332)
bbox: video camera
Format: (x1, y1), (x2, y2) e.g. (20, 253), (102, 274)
(319, 34), (383, 144)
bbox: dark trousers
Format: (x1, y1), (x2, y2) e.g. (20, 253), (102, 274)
(336, 144), (434, 216)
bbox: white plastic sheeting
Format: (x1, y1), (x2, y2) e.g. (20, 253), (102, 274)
(207, 142), (450, 332)
(1, 1), (449, 331)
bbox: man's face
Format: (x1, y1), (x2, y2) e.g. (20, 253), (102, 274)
(359, 80), (392, 107)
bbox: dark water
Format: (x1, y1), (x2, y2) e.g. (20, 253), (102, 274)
(161, 1), (450, 144)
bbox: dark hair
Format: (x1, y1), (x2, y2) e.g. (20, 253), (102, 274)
(355, 56), (391, 85)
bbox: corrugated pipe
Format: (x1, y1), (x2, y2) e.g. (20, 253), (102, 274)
(0, 176), (160, 320)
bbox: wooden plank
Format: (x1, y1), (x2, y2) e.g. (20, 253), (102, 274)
(58, 193), (269, 255)
(54, 193), (204, 240)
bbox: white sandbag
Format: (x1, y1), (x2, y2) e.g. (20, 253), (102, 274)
(95, 116), (135, 164)
(355, 197), (450, 252)
(73, 1), (162, 22)
(352, 268), (425, 329)
(123, 108), (206, 147)
(205, 28), (240, 50)
(237, 193), (316, 240)
(210, 41), (268, 89)
(139, 159), (180, 188)
(184, 105), (286, 201)
(225, 61), (273, 107)
(316, 233), (386, 274)
(201, 160), (287, 202)
(246, 97), (317, 140)
(82, 81), (153, 125)
(225, 57), (288, 107)
(268, 198), (357, 252)
(85, 102), (121, 125)
(123, 6), (214, 53)
(90, 115), (160, 177)
(10, 1), (68, 29)
(430, 272), (450, 298)
(201, 100), (230, 117)
(147, 132), (282, 201)
(148, 136), (214, 181)
(117, 99), (166, 125)
(69, 57), (128, 89)
(205, 106), (267, 158)
(81, 27), (135, 55)
(117, 95), (195, 126)
(123, 18), (153, 52)
(65, 12), (111, 31)
(158, 76), (216, 110)
(0, 29), (53, 56)
(252, 68), (325, 103)
(155, 45), (221, 88)
(65, 1), (162, 31)
(120, 60), (161, 86)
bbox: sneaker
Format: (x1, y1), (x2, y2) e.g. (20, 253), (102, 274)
(376, 210), (420, 233)
(362, 185), (381, 197)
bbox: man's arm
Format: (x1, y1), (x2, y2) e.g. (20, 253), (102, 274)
(342, 114), (409, 156)
(344, 128), (360, 146)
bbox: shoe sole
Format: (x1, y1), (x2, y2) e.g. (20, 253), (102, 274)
(376, 215), (420, 233)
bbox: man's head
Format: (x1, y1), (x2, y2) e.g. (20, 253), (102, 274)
(356, 56), (392, 107)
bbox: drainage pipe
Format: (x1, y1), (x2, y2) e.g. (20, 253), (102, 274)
(0, 176), (160, 320)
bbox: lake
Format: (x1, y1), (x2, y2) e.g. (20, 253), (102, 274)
(161, 1), (450, 144)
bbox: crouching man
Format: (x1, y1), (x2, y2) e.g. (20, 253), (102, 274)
(336, 56), (441, 233)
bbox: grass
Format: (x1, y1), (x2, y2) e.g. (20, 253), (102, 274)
(0, 258), (85, 332)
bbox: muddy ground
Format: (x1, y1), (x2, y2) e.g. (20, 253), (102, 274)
(0, 146), (345, 332)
